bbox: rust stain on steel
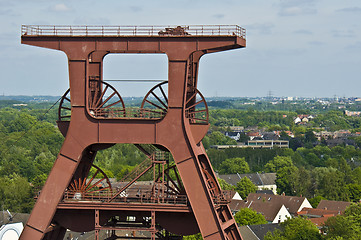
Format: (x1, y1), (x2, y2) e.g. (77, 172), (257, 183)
(20, 25), (246, 240)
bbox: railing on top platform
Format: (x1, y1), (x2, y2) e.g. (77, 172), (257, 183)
(62, 188), (189, 205)
(21, 25), (246, 39)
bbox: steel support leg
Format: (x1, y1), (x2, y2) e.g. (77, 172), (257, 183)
(19, 136), (87, 240)
(171, 140), (241, 240)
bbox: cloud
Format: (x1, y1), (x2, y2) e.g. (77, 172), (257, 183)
(332, 30), (357, 38)
(279, 0), (316, 8)
(279, 6), (317, 16)
(293, 29), (313, 35)
(345, 41), (361, 50)
(0, 9), (12, 15)
(129, 6), (142, 12)
(264, 48), (306, 57)
(308, 41), (324, 46)
(246, 23), (275, 35)
(49, 3), (71, 12)
(277, 0), (317, 16)
(212, 14), (225, 19)
(0, 1), (15, 16)
(336, 7), (361, 14)
(0, 1), (14, 8)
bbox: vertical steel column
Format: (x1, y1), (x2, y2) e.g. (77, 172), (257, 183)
(95, 209), (100, 240)
(151, 211), (156, 240)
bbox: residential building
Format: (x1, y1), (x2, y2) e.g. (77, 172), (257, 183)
(247, 140), (289, 149)
(225, 131), (241, 141)
(247, 193), (313, 216)
(294, 115), (314, 125)
(218, 173), (277, 194)
(326, 137), (355, 147)
(229, 126), (244, 132)
(314, 131), (333, 141)
(317, 200), (351, 214)
(247, 131), (262, 140)
(262, 132), (279, 141)
(296, 207), (341, 228)
(235, 200), (291, 223)
(239, 223), (281, 240)
(273, 130), (294, 138)
(345, 110), (361, 117)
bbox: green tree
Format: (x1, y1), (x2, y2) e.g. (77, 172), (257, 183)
(290, 167), (313, 197)
(305, 130), (317, 141)
(265, 156), (293, 172)
(208, 131), (237, 146)
(323, 203), (361, 239)
(323, 215), (361, 239)
(32, 173), (48, 189)
(183, 233), (203, 240)
(265, 217), (322, 240)
(218, 178), (234, 190)
(235, 177), (257, 199)
(0, 174), (34, 213)
(346, 184), (361, 202)
(308, 195), (327, 208)
(344, 202), (361, 224)
(312, 167), (349, 201)
(234, 208), (267, 226)
(219, 157), (250, 174)
(276, 165), (298, 195)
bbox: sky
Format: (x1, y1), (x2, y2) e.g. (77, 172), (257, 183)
(0, 0), (360, 98)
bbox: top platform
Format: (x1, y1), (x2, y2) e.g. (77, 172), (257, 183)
(21, 25), (246, 39)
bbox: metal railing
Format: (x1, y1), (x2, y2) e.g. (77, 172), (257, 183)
(213, 190), (236, 204)
(21, 25), (246, 39)
(62, 189), (188, 205)
(89, 107), (166, 120)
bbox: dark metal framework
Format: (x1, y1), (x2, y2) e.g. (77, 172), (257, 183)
(20, 25), (246, 240)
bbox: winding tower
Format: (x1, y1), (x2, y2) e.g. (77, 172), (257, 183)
(20, 25), (246, 240)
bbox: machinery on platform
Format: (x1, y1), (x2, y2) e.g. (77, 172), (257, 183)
(20, 25), (246, 240)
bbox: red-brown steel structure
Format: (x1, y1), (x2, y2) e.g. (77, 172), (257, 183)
(20, 25), (246, 240)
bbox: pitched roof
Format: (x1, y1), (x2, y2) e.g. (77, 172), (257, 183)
(218, 173), (276, 187)
(229, 199), (244, 213)
(218, 174), (241, 186)
(238, 225), (259, 240)
(238, 173), (263, 185)
(226, 131), (241, 137)
(248, 223), (282, 240)
(236, 200), (286, 222)
(317, 200), (351, 213)
(297, 207), (339, 218)
(308, 216), (333, 227)
(258, 173), (276, 185)
(256, 190), (274, 195)
(247, 193), (309, 214)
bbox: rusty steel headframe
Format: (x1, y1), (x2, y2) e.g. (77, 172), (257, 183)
(20, 25), (246, 240)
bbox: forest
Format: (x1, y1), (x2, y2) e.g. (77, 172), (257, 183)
(2, 98), (361, 239)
